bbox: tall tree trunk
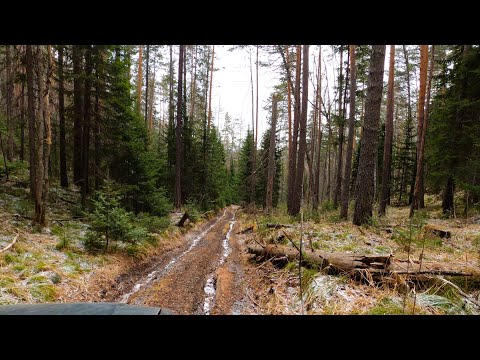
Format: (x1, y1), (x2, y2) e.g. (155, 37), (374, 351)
(379, 45), (396, 215)
(168, 46), (174, 129)
(41, 46), (53, 226)
(81, 46), (93, 206)
(58, 46), (68, 188)
(94, 47), (102, 191)
(148, 49), (156, 135)
(291, 45), (309, 216)
(265, 94), (278, 214)
(442, 46), (469, 215)
(137, 45), (143, 111)
(334, 46), (345, 207)
(353, 45), (386, 225)
(5, 45), (15, 161)
(249, 48), (256, 206)
(26, 45), (36, 199)
(313, 46), (323, 210)
(20, 75), (25, 162)
(340, 45), (357, 219)
(286, 46), (293, 161)
(189, 46), (197, 122)
(287, 45), (302, 214)
(174, 45), (185, 210)
(144, 44), (150, 125)
(410, 45), (429, 215)
(207, 45), (215, 131)
(72, 46), (84, 185)
(255, 46), (259, 151)
(34, 47), (45, 225)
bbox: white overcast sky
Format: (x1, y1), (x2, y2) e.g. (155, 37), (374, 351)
(148, 45), (401, 143)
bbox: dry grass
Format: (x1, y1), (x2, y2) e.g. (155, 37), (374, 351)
(243, 197), (480, 315)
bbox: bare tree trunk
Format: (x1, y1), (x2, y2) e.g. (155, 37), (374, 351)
(20, 73), (25, 162)
(248, 48), (256, 206)
(340, 45), (357, 219)
(287, 45), (302, 214)
(189, 46), (197, 122)
(26, 45), (36, 199)
(313, 46), (323, 210)
(286, 46), (292, 161)
(255, 45), (259, 151)
(353, 45), (386, 226)
(137, 45), (143, 111)
(72, 45), (84, 186)
(144, 45), (150, 127)
(58, 46), (68, 188)
(174, 45), (185, 210)
(81, 45), (93, 207)
(291, 45), (309, 216)
(5, 45), (15, 161)
(379, 45), (396, 215)
(168, 46), (174, 129)
(148, 47), (156, 135)
(410, 45), (429, 215)
(334, 46), (345, 207)
(207, 45), (215, 131)
(265, 94), (278, 214)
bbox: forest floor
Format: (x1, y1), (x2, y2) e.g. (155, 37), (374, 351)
(1, 167), (480, 314)
(239, 197), (480, 315)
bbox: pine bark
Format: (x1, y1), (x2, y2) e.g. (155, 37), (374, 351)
(334, 46), (345, 207)
(174, 45), (185, 210)
(81, 46), (93, 206)
(26, 45), (36, 199)
(137, 45), (143, 111)
(72, 46), (84, 185)
(265, 94), (278, 214)
(287, 45), (302, 214)
(379, 45), (396, 215)
(291, 45), (309, 216)
(410, 45), (429, 215)
(353, 45), (386, 226)
(58, 46), (68, 188)
(340, 45), (357, 219)
(313, 46), (323, 210)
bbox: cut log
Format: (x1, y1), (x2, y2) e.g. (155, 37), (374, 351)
(266, 223), (294, 229)
(176, 212), (189, 227)
(246, 243), (472, 278)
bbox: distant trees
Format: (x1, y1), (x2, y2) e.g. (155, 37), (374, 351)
(1, 44), (478, 226)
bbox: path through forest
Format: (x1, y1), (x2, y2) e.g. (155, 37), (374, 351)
(113, 205), (246, 314)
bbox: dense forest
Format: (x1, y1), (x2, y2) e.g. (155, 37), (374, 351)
(0, 45), (479, 315)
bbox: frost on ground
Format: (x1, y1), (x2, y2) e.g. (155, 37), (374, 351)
(243, 196), (480, 315)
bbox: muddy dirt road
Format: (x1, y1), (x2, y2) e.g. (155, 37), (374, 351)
(116, 206), (246, 314)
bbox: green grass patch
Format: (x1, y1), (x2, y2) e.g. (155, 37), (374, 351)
(30, 284), (56, 302)
(367, 297), (404, 315)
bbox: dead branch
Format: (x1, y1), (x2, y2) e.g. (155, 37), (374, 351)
(0, 234), (19, 254)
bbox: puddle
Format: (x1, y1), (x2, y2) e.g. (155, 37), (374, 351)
(120, 209), (227, 303)
(203, 214), (236, 315)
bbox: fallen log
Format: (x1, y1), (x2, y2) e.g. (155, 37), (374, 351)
(424, 225), (451, 239)
(246, 243), (472, 278)
(266, 223), (294, 229)
(0, 234), (19, 254)
(237, 225), (254, 234)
